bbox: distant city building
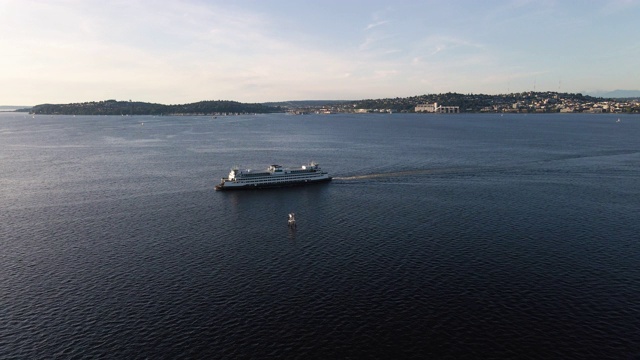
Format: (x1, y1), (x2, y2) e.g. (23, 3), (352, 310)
(415, 102), (460, 113)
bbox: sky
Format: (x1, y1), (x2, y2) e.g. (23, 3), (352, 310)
(1, 0), (639, 105)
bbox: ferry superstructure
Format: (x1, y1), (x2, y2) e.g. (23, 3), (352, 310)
(215, 162), (332, 190)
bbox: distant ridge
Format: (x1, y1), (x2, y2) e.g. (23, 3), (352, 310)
(264, 100), (353, 107)
(0, 105), (31, 111)
(587, 90), (640, 98)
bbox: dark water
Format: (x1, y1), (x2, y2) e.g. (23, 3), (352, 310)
(1, 112), (639, 359)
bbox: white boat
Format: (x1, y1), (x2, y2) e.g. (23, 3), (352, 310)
(215, 162), (332, 190)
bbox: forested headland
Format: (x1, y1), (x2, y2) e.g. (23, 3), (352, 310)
(23, 100), (283, 115)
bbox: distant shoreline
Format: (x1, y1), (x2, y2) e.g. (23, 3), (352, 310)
(6, 91), (640, 115)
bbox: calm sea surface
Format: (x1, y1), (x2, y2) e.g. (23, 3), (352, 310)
(1, 112), (639, 359)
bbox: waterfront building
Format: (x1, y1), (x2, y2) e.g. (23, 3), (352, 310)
(415, 102), (460, 113)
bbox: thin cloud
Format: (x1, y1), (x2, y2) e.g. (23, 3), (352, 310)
(415, 35), (484, 58)
(365, 20), (389, 30)
(599, 0), (640, 15)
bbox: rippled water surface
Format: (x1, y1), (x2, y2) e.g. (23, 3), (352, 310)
(1, 112), (639, 358)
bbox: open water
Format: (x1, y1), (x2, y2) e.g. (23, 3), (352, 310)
(1, 112), (639, 359)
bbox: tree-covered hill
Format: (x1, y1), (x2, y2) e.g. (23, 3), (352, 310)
(28, 99), (283, 115)
(348, 92), (603, 112)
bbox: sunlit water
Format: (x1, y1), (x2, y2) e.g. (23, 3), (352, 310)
(1, 112), (639, 358)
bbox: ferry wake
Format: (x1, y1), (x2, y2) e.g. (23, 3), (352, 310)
(215, 162), (332, 190)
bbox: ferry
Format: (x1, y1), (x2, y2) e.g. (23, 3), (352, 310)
(215, 162), (332, 190)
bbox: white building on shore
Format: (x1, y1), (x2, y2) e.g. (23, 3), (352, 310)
(415, 102), (460, 113)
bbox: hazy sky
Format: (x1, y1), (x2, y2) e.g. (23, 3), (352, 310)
(1, 0), (639, 105)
